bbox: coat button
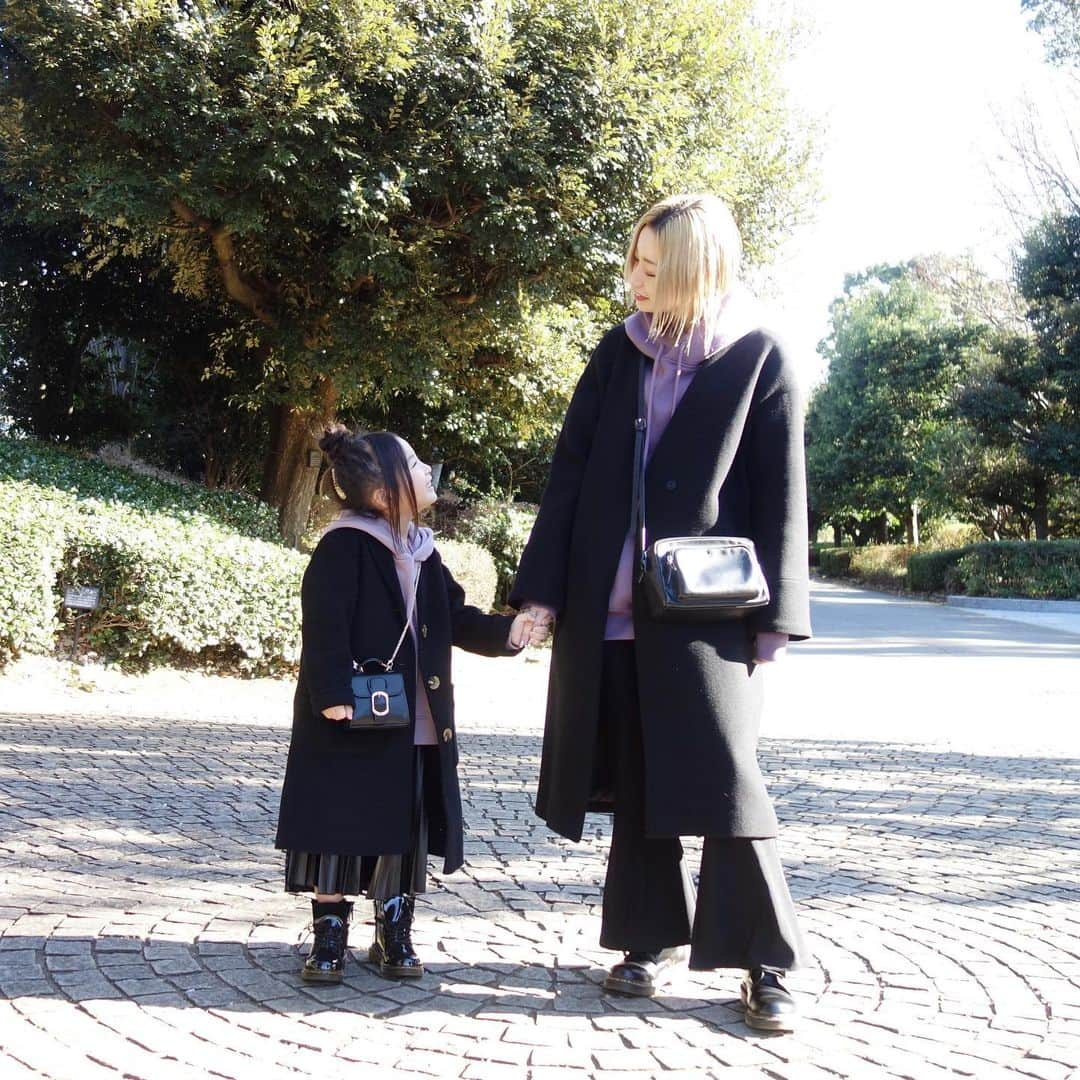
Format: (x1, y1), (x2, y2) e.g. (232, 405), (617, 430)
(426, 675), (441, 691)
(420, 624), (428, 638)
(664, 479), (677, 491)
(442, 728), (453, 742)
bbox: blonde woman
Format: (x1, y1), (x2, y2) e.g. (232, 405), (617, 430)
(512, 194), (811, 1030)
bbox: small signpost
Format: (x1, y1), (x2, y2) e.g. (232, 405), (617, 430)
(63, 585), (101, 659)
(64, 586), (101, 612)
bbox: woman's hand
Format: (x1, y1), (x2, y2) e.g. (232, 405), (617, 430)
(519, 604), (555, 645)
(508, 611), (550, 649)
(321, 704), (354, 721)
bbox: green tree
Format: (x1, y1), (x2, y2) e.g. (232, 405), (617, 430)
(0, 198), (268, 485)
(808, 264), (981, 544)
(948, 212), (1080, 539)
(0, 0), (815, 543)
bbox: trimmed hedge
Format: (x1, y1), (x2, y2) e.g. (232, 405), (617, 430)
(816, 547), (852, 577)
(908, 541), (1080, 599)
(0, 436), (279, 541)
(816, 545), (914, 587)
(0, 437), (499, 671)
(817, 538), (1080, 599)
(0, 479), (73, 663)
(906, 548), (966, 593)
(438, 539), (498, 614)
(447, 498), (538, 605)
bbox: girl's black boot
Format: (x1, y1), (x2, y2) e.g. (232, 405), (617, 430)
(301, 899), (352, 983)
(369, 895), (424, 978)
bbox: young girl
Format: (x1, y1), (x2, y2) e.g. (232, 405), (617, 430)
(276, 425), (539, 983)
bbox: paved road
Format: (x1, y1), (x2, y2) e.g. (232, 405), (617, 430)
(0, 582), (1078, 1079)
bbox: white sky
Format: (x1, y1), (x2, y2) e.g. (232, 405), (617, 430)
(754, 0), (1079, 387)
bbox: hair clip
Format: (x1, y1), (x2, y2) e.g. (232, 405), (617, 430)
(331, 470), (347, 500)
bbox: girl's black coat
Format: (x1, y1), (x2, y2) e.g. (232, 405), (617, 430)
(275, 530), (514, 873)
(510, 326), (811, 843)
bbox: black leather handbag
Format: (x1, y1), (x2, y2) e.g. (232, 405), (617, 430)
(347, 664), (410, 731)
(344, 566), (419, 732)
(633, 353), (769, 621)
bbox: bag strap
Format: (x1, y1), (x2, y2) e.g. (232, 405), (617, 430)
(382, 563), (422, 672)
(631, 352), (648, 581)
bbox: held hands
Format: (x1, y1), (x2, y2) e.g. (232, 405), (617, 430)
(508, 605), (555, 650)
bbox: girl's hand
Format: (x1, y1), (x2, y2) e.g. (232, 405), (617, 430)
(519, 604), (555, 645)
(508, 611), (552, 649)
(321, 704), (354, 721)
(508, 612), (534, 649)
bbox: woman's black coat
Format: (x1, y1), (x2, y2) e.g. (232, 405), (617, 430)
(275, 529), (515, 873)
(510, 326), (811, 844)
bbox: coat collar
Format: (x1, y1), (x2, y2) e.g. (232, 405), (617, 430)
(345, 529), (410, 619)
(626, 329), (767, 471)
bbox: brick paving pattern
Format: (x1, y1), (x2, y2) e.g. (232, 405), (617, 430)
(1, 584), (1079, 1078)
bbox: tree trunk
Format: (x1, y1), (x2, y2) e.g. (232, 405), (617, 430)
(1032, 480), (1050, 540)
(832, 523), (842, 546)
(904, 501), (920, 546)
(260, 378), (338, 547)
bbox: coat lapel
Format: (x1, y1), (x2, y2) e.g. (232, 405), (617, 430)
(643, 333), (765, 480)
(366, 538), (408, 621)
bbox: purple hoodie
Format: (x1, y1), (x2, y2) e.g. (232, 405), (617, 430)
(322, 512), (439, 744)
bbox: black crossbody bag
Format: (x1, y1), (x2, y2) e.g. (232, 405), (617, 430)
(633, 353), (770, 621)
(345, 565), (420, 732)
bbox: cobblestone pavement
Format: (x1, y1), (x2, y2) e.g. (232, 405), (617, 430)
(1, 584), (1079, 1079)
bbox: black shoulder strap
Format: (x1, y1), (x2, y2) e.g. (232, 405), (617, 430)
(630, 352), (648, 581)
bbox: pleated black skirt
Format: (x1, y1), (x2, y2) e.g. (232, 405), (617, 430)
(283, 746), (431, 899)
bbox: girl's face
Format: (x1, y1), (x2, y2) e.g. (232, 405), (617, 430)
(397, 437), (438, 515)
(628, 225), (659, 313)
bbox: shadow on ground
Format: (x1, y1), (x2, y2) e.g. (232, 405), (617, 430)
(0, 716), (1077, 911)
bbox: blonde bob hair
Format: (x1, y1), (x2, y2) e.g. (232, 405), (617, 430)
(624, 193), (742, 343)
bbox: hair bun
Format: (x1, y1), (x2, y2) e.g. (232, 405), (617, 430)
(319, 424), (353, 462)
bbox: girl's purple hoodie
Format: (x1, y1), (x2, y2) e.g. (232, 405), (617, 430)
(322, 512), (439, 744)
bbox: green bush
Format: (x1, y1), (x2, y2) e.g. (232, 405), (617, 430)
(815, 545), (914, 587)
(0, 436), (505, 670)
(906, 547), (966, 593)
(0, 479), (75, 663)
(922, 521), (983, 549)
(0, 436), (279, 541)
(447, 499), (538, 605)
(907, 541), (1080, 598)
(954, 542), (1080, 599)
(816, 547), (852, 577)
(0, 436), (303, 671)
(849, 545), (915, 586)
(58, 500), (307, 673)
(438, 539), (498, 614)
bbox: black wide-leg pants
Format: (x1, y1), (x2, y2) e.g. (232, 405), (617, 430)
(596, 641), (808, 972)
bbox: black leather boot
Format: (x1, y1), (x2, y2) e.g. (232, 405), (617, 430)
(741, 966), (798, 1031)
(301, 899), (352, 983)
(603, 945), (688, 997)
(369, 895), (424, 978)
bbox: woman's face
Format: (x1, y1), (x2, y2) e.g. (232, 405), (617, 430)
(628, 225), (659, 313)
(397, 438), (438, 515)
